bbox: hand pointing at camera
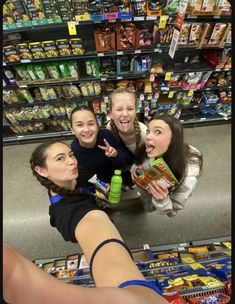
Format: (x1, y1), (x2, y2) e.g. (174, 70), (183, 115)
(98, 139), (117, 158)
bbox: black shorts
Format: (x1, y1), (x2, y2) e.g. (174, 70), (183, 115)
(49, 195), (100, 243)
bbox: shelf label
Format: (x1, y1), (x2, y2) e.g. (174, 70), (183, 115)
(169, 28), (180, 59)
(117, 51), (123, 55)
(135, 50), (141, 54)
(146, 16), (157, 20)
(100, 77), (107, 81)
(165, 72), (172, 81)
(21, 59), (31, 63)
(159, 15), (168, 29)
(188, 90), (194, 96)
(117, 76), (123, 80)
(134, 16), (145, 21)
(150, 73), (155, 82)
(19, 84), (28, 88)
(200, 117), (207, 121)
(143, 243), (150, 250)
(97, 53), (104, 57)
(168, 91), (175, 98)
(67, 21), (77, 35)
(213, 15), (220, 19)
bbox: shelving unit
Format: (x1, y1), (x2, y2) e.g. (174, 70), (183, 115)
(3, 1), (231, 144)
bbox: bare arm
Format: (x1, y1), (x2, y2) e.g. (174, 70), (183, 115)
(3, 240), (167, 304)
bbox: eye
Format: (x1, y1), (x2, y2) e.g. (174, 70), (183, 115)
(56, 156), (65, 161)
(154, 129), (161, 135)
(146, 129), (150, 135)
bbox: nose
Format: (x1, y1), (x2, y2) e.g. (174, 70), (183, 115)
(122, 109), (128, 116)
(68, 156), (76, 166)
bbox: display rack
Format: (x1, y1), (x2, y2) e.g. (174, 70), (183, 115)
(33, 236), (231, 302)
(3, 1), (231, 144)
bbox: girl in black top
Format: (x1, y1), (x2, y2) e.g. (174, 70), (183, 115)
(3, 141), (167, 304)
(70, 106), (133, 185)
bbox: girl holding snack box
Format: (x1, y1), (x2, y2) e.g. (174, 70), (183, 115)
(106, 88), (147, 187)
(70, 106), (133, 188)
(132, 113), (202, 216)
(3, 140), (167, 304)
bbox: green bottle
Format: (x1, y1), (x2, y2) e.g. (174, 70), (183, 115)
(108, 170), (122, 204)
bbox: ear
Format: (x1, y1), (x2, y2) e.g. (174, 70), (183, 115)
(35, 166), (48, 178)
(109, 112), (114, 120)
(70, 126), (75, 135)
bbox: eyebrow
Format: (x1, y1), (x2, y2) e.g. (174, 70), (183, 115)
(53, 151), (73, 159)
(151, 126), (164, 130)
(74, 120), (95, 123)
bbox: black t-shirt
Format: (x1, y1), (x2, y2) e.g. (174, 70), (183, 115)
(49, 192), (100, 243)
(71, 128), (134, 184)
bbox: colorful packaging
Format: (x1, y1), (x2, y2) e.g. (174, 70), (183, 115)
(134, 157), (179, 190)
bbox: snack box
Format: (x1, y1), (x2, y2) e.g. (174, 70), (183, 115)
(134, 157), (179, 190)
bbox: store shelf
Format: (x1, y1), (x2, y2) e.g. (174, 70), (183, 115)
(3, 14), (231, 34)
(3, 67), (231, 91)
(3, 115), (231, 145)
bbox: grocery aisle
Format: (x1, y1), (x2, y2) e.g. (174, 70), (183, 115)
(3, 124), (231, 261)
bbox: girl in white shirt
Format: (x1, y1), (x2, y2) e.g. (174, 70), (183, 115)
(132, 113), (203, 216)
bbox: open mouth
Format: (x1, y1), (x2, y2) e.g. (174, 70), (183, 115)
(120, 120), (130, 131)
(82, 133), (94, 140)
(145, 144), (155, 154)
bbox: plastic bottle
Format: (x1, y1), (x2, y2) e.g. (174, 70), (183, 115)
(108, 170), (122, 204)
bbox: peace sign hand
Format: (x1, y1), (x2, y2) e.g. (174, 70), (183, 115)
(98, 139), (117, 158)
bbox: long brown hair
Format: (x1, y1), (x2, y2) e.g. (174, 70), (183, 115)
(30, 140), (93, 198)
(136, 114), (203, 186)
(109, 88), (142, 156)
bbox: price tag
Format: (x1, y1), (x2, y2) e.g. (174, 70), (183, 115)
(97, 53), (104, 57)
(168, 91), (175, 98)
(19, 84), (28, 88)
(154, 48), (160, 52)
(100, 77), (107, 81)
(150, 73), (155, 82)
(165, 72), (172, 81)
(134, 16), (145, 21)
(146, 16), (157, 20)
(188, 90), (194, 96)
(135, 50), (141, 54)
(67, 21), (77, 35)
(117, 51), (123, 55)
(159, 15), (168, 29)
(143, 243), (150, 250)
(21, 59), (31, 63)
(223, 242), (231, 249)
(117, 76), (123, 80)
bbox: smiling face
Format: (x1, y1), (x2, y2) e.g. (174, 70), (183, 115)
(145, 119), (172, 158)
(35, 142), (78, 189)
(110, 92), (136, 134)
(71, 109), (99, 148)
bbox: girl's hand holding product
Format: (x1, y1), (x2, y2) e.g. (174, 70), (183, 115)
(98, 138), (117, 157)
(147, 180), (169, 201)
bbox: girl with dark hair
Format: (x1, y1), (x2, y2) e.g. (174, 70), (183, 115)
(133, 114), (203, 216)
(70, 106), (133, 186)
(106, 88), (147, 187)
(3, 141), (168, 304)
